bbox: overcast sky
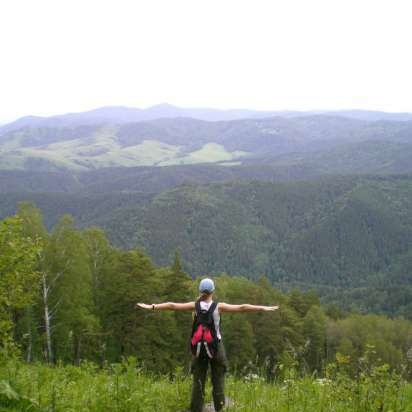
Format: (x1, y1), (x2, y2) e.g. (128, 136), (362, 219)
(1, 0), (411, 122)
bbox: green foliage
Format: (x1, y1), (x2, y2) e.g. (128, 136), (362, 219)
(0, 216), (41, 353)
(327, 315), (412, 375)
(302, 306), (326, 372)
(0, 217), (41, 309)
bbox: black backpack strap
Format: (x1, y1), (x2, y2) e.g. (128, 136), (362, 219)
(191, 299), (201, 336)
(195, 299), (202, 316)
(206, 301), (218, 324)
(207, 301), (218, 314)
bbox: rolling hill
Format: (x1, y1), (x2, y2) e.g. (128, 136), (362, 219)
(1, 111), (412, 172)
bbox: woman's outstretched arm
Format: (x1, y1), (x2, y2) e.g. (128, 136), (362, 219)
(218, 303), (279, 313)
(136, 302), (195, 311)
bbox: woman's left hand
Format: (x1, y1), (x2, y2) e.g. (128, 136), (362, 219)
(263, 306), (279, 311)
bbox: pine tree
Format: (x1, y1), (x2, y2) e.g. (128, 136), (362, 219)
(160, 251), (193, 365)
(302, 306), (326, 372)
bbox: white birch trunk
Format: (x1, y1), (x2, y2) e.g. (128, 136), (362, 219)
(42, 273), (53, 363)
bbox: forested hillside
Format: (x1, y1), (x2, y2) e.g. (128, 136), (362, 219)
(0, 163), (324, 194)
(1, 175), (411, 316)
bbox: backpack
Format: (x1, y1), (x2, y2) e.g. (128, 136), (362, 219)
(190, 300), (219, 359)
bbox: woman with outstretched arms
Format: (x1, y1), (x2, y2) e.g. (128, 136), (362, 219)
(136, 278), (279, 412)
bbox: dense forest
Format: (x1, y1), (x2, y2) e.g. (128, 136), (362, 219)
(1, 204), (412, 380)
(1, 174), (411, 318)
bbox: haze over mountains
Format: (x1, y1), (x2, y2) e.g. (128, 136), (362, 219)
(3, 104), (412, 130)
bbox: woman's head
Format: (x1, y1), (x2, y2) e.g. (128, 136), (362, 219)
(199, 278), (215, 294)
(198, 278), (215, 300)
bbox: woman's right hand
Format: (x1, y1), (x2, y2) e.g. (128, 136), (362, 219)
(136, 303), (152, 310)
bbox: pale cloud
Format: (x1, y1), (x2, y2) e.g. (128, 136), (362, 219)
(1, 0), (411, 121)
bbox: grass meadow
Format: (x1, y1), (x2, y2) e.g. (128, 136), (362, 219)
(1, 357), (412, 411)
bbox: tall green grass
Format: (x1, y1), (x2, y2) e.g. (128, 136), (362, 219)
(0, 357), (411, 411)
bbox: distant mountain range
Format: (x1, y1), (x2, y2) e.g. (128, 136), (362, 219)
(1, 105), (412, 173)
(2, 105), (412, 134)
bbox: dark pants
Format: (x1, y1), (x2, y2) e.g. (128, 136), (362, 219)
(190, 341), (228, 412)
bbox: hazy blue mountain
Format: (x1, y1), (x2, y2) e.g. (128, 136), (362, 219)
(2, 105), (412, 137)
(0, 104), (287, 135)
(329, 109), (412, 122)
(0, 115), (45, 135)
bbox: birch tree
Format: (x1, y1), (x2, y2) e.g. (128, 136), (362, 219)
(46, 215), (99, 364)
